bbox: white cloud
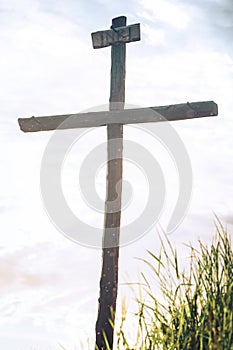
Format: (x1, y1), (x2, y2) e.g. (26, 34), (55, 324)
(142, 24), (166, 46)
(0, 0), (233, 348)
(138, 0), (192, 29)
(0, 0), (39, 12)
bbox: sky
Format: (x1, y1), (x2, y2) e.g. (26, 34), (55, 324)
(0, 0), (233, 348)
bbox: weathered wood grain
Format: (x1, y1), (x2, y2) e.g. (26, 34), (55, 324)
(91, 23), (140, 49)
(95, 15), (126, 350)
(18, 101), (218, 133)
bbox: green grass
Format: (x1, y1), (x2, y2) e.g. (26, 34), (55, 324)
(117, 221), (233, 349)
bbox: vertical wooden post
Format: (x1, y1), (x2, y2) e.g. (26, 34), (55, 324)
(95, 16), (126, 350)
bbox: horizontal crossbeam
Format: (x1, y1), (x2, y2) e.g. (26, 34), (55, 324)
(18, 101), (218, 133)
(91, 23), (140, 49)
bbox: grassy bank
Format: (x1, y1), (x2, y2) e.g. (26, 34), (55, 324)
(117, 222), (233, 349)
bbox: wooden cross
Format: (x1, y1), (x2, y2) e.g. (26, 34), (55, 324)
(18, 16), (218, 350)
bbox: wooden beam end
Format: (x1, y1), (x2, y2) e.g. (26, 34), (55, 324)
(210, 101), (218, 116)
(112, 16), (127, 27)
(18, 118), (27, 132)
(18, 117), (42, 133)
